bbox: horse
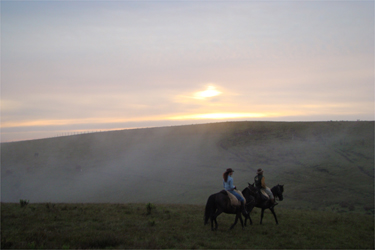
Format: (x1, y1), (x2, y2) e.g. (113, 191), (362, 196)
(242, 183), (284, 225)
(204, 189), (255, 231)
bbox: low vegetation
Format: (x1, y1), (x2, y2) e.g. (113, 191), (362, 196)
(1, 202), (374, 249)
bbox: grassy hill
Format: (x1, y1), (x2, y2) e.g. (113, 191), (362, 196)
(1, 202), (374, 249)
(1, 121), (374, 214)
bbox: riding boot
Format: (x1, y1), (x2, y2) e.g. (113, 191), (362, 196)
(241, 201), (248, 214)
(270, 198), (278, 208)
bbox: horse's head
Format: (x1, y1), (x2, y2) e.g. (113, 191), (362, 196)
(247, 182), (257, 195)
(272, 184), (284, 201)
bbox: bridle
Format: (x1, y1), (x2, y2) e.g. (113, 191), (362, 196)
(245, 186), (258, 203)
(243, 189), (256, 214)
(273, 185), (283, 201)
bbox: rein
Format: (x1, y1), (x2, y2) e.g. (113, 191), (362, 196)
(244, 186), (257, 205)
(245, 200), (253, 205)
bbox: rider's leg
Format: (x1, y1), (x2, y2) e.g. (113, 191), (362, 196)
(229, 190), (248, 214)
(264, 187), (278, 206)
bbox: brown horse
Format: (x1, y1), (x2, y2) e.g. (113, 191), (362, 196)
(243, 183), (284, 225)
(204, 190), (255, 231)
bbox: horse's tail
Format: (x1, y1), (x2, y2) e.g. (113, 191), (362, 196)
(204, 194), (216, 225)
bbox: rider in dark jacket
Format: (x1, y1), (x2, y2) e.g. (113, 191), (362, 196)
(254, 168), (277, 207)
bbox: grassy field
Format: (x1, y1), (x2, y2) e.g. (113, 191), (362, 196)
(1, 121), (374, 214)
(1, 202), (374, 249)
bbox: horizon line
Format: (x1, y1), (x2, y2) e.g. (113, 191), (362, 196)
(1, 119), (373, 143)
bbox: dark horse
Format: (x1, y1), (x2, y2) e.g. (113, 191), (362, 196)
(242, 183), (284, 225)
(204, 189), (255, 231)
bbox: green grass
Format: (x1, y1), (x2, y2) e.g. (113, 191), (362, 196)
(1, 202), (374, 249)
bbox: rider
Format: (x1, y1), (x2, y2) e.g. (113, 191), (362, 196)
(223, 168), (247, 214)
(254, 168), (278, 207)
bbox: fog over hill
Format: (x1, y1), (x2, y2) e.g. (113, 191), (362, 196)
(1, 121), (374, 214)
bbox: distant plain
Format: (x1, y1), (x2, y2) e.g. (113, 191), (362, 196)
(1, 121), (374, 249)
(1, 121), (373, 214)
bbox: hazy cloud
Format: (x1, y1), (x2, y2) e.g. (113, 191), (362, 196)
(1, 1), (373, 142)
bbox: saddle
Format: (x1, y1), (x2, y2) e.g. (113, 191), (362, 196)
(220, 190), (246, 207)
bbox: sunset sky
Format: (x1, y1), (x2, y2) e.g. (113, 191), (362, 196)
(1, 0), (374, 142)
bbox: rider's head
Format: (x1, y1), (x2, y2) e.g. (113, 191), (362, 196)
(225, 168), (234, 175)
(223, 168), (234, 181)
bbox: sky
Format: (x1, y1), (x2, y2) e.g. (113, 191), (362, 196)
(1, 0), (374, 142)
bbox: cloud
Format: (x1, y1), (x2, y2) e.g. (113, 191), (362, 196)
(1, 1), (373, 142)
(168, 113), (267, 120)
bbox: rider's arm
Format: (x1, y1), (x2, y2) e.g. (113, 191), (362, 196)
(228, 177), (235, 191)
(261, 176), (266, 188)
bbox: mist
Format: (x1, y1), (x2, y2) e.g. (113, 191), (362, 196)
(1, 124), (226, 203)
(1, 121), (373, 212)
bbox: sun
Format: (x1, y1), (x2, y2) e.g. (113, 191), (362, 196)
(193, 86), (222, 100)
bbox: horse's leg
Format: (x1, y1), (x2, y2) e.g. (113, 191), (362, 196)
(238, 211), (244, 229)
(212, 209), (223, 231)
(230, 208), (245, 230)
(270, 207), (279, 225)
(229, 211), (240, 230)
(209, 209), (217, 231)
(244, 203), (254, 226)
(243, 211), (250, 226)
(213, 217), (218, 230)
(210, 212), (219, 231)
(244, 211), (247, 226)
(245, 211), (253, 225)
(260, 208), (265, 224)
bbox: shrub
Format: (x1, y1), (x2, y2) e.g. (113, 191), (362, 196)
(148, 219), (156, 226)
(20, 199), (29, 208)
(146, 203), (155, 215)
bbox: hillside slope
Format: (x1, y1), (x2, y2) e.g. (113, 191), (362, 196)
(1, 121), (374, 213)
